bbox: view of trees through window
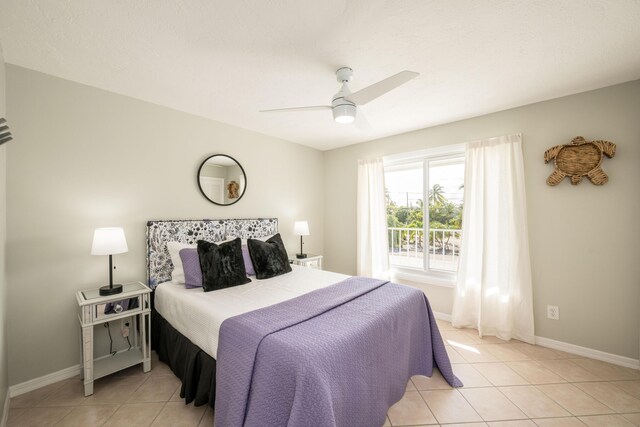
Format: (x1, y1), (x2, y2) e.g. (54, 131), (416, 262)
(385, 158), (464, 272)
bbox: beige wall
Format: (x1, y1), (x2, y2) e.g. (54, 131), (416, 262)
(0, 42), (8, 419)
(5, 65), (324, 385)
(324, 80), (640, 360)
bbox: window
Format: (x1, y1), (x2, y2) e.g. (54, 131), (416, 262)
(384, 146), (465, 283)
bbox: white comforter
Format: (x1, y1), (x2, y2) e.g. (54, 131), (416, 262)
(154, 265), (349, 359)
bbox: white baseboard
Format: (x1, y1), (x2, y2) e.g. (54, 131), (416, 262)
(8, 364), (80, 398)
(433, 311), (452, 322)
(1, 390), (9, 427)
(535, 336), (639, 370)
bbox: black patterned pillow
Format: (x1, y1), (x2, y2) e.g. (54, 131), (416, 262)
(247, 233), (292, 280)
(197, 238), (251, 292)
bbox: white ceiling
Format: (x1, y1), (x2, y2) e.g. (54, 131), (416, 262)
(1, 1), (639, 151)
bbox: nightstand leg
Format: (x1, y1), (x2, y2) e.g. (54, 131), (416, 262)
(82, 325), (94, 396)
(141, 312), (151, 373)
(133, 316), (139, 348)
(84, 380), (93, 396)
(79, 326), (84, 380)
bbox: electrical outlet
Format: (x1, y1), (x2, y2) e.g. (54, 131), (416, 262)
(547, 305), (559, 320)
(121, 319), (130, 337)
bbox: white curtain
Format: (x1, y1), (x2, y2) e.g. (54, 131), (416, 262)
(452, 134), (535, 343)
(357, 158), (390, 279)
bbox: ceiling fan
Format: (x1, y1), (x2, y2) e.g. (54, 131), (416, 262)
(260, 67), (419, 127)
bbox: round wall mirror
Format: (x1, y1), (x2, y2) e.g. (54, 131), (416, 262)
(197, 154), (247, 205)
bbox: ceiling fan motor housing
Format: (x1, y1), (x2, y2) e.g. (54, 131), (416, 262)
(332, 67), (356, 123)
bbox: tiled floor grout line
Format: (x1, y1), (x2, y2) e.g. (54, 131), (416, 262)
(455, 385), (495, 424)
(493, 384), (523, 419)
(529, 383), (580, 418)
(575, 382), (624, 414)
(147, 401), (168, 427)
(413, 383), (439, 426)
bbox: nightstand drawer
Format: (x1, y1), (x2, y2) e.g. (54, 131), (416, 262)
(93, 296), (142, 322)
(304, 259), (321, 269)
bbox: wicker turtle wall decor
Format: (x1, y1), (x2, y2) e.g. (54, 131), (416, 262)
(544, 136), (616, 186)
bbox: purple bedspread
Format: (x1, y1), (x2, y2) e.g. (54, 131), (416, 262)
(215, 277), (462, 427)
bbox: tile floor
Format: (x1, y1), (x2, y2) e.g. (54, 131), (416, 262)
(7, 320), (640, 426)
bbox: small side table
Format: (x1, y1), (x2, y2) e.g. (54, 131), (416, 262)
(289, 254), (323, 270)
(76, 281), (152, 396)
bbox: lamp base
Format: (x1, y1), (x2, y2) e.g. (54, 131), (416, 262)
(99, 284), (123, 296)
(296, 253), (308, 259)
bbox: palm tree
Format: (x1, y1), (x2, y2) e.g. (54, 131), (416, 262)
(428, 184), (447, 206)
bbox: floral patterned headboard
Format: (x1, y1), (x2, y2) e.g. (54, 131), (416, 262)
(146, 218), (278, 288)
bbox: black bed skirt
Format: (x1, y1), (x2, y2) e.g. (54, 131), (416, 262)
(151, 310), (217, 408)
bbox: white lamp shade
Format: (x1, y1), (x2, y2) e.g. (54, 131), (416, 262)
(91, 227), (129, 255)
(293, 221), (310, 236)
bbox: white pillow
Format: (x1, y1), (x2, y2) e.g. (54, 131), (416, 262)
(166, 242), (196, 284)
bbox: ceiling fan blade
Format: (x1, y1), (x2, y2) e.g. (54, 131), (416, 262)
(260, 106), (332, 113)
(354, 110), (372, 132)
(346, 70), (419, 105)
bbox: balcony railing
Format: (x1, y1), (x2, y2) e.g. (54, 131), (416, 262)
(388, 227), (461, 272)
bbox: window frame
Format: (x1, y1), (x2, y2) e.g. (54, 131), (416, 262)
(384, 144), (466, 287)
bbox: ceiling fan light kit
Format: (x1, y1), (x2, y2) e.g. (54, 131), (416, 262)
(260, 66), (419, 128)
(333, 104), (356, 123)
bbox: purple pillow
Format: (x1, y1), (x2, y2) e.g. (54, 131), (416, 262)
(242, 244), (256, 276)
(179, 248), (202, 288)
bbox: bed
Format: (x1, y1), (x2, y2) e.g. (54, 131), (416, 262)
(147, 218), (461, 427)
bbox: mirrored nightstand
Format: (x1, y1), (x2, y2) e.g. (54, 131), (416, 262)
(76, 281), (151, 396)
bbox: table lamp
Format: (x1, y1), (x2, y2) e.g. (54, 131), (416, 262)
(294, 221), (310, 259)
(92, 227), (128, 296)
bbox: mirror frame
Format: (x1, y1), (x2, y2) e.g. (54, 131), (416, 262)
(197, 154), (247, 206)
